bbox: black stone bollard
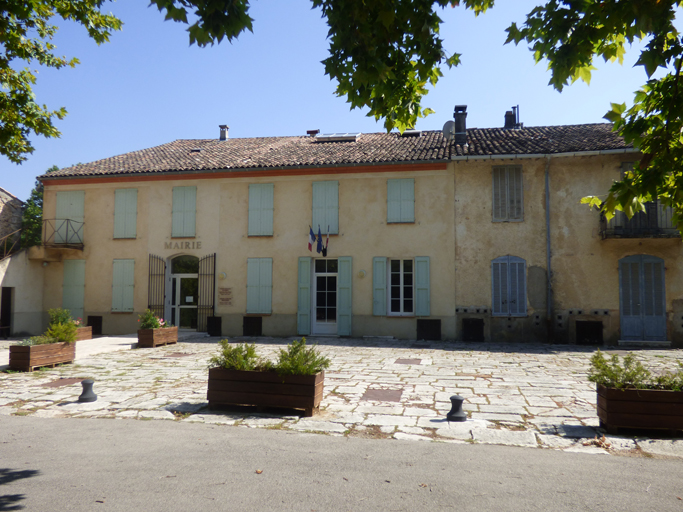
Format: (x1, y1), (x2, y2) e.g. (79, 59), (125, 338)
(78, 379), (97, 402)
(446, 394), (467, 422)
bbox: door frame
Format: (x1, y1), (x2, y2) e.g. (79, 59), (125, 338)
(310, 258), (338, 335)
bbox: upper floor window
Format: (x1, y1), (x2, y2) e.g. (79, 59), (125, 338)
(312, 181), (338, 235)
(492, 165), (523, 222)
(55, 191), (85, 244)
(248, 183), (274, 236)
(113, 189), (137, 239)
(387, 178), (415, 223)
(172, 186), (196, 238)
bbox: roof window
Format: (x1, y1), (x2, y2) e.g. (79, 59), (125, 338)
(315, 133), (360, 143)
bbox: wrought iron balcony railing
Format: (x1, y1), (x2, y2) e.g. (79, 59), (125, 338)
(600, 201), (679, 239)
(0, 228), (21, 261)
(43, 218), (84, 248)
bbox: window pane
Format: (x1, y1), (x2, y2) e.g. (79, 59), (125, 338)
(316, 308), (326, 320)
(327, 307), (336, 321)
(327, 259), (338, 273)
(327, 292), (336, 307)
(391, 286), (400, 299)
(317, 291), (326, 307)
(172, 255), (199, 274)
(404, 287), (413, 299)
(315, 260), (326, 273)
(403, 260), (412, 272)
(328, 276), (336, 290)
(317, 276), (327, 292)
(391, 299), (401, 312)
(391, 274), (400, 286)
(391, 260), (400, 272)
(403, 274), (413, 286)
(404, 300), (413, 313)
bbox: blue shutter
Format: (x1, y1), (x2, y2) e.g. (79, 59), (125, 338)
(297, 257), (311, 335)
(248, 184), (274, 236)
(337, 256), (352, 335)
(114, 189), (137, 239)
(246, 258), (272, 314)
(387, 180), (401, 223)
(373, 257), (387, 316)
(63, 259), (85, 320)
(492, 256), (526, 316)
(112, 259), (135, 312)
(491, 258), (507, 315)
(55, 191), (85, 244)
(312, 181), (338, 235)
(246, 259), (260, 313)
(508, 256), (526, 316)
(415, 256), (430, 316)
(172, 186), (196, 237)
(388, 179), (415, 223)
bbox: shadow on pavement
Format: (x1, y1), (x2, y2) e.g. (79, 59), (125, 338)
(0, 468), (40, 511)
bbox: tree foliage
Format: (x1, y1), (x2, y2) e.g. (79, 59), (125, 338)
(20, 165), (57, 248)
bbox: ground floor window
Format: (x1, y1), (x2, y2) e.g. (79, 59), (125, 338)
(390, 259), (414, 315)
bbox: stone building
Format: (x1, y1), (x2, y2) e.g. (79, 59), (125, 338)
(21, 107), (683, 347)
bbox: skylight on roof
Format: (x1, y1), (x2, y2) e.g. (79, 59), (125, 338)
(315, 132), (361, 142)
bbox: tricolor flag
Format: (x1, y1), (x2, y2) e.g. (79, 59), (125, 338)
(316, 226), (323, 254)
(308, 227), (315, 252)
(322, 226), (329, 257)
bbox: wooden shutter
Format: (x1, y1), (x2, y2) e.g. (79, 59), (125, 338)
(415, 256), (430, 316)
(114, 189), (137, 239)
(508, 256), (526, 315)
(491, 257), (508, 315)
(112, 259), (135, 312)
(248, 184), (274, 236)
(56, 191), (85, 244)
(492, 168), (507, 221)
(509, 167), (523, 220)
(372, 257), (387, 316)
(63, 259), (85, 320)
(312, 181), (339, 235)
(337, 256), (352, 335)
(297, 257), (311, 335)
(246, 258), (272, 314)
(492, 166), (523, 222)
(172, 186), (196, 237)
(387, 179), (414, 223)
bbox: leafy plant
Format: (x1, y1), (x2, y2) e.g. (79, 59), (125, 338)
(138, 309), (170, 329)
(588, 349), (683, 391)
(18, 335), (58, 346)
(45, 322), (77, 343)
(48, 308), (73, 326)
(274, 338), (330, 376)
(209, 340), (271, 371)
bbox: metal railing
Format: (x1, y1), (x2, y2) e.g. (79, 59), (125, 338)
(0, 228), (21, 261)
(600, 201), (679, 239)
(43, 218), (84, 248)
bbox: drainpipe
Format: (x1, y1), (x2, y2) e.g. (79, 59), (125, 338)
(545, 156), (553, 342)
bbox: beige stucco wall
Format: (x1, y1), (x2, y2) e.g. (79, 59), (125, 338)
(0, 250), (45, 335)
(42, 168), (456, 338)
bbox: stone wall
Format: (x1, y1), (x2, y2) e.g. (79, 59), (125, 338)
(0, 187), (23, 242)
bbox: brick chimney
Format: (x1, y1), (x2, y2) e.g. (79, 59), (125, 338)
(453, 105), (467, 145)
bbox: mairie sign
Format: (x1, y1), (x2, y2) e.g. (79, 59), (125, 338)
(164, 241), (202, 250)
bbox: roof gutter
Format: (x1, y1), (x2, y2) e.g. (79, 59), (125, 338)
(450, 148), (638, 161)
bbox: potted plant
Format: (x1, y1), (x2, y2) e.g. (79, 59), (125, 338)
(589, 349), (683, 434)
(137, 309), (177, 348)
(73, 317), (92, 341)
(207, 338), (330, 417)
(9, 309), (78, 372)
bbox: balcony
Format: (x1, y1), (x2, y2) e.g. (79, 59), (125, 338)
(43, 219), (84, 249)
(600, 202), (679, 239)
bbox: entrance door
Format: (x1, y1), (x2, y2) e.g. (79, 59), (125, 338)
(169, 255), (199, 329)
(312, 259), (337, 335)
(619, 255), (666, 340)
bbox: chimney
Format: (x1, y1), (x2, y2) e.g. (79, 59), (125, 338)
(219, 125), (229, 140)
(453, 105), (467, 145)
(307, 129), (320, 137)
(504, 110), (516, 129)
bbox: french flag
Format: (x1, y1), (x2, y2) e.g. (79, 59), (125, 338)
(308, 227), (315, 252)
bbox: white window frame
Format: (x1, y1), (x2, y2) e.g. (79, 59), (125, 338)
(492, 165), (523, 222)
(388, 258), (414, 316)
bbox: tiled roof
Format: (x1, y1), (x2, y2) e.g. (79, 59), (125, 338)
(44, 123), (632, 179)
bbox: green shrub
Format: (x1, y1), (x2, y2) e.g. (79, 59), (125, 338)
(48, 308), (73, 326)
(138, 309), (170, 329)
(45, 321), (77, 343)
(274, 338), (330, 376)
(588, 349), (683, 390)
(18, 335), (58, 346)
(209, 340), (272, 371)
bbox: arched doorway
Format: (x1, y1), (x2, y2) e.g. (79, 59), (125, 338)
(170, 255), (199, 329)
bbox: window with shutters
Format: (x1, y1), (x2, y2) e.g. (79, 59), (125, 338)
(492, 165), (523, 222)
(246, 258), (272, 314)
(387, 179), (415, 223)
(373, 257), (430, 317)
(172, 186), (196, 237)
(389, 259), (414, 315)
(491, 255), (527, 316)
(112, 259), (135, 312)
(312, 181), (339, 235)
(113, 189), (137, 239)
(248, 184), (274, 236)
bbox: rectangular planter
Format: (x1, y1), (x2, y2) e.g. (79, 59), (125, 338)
(207, 368), (324, 417)
(137, 326), (178, 348)
(597, 384), (683, 434)
(75, 326), (92, 341)
(9, 342), (76, 372)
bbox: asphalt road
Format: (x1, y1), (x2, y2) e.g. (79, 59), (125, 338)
(1, 415), (682, 512)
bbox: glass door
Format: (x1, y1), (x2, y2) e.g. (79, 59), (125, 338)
(168, 255), (200, 329)
(312, 259), (338, 335)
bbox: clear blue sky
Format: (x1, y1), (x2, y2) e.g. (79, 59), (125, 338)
(1, 0), (662, 201)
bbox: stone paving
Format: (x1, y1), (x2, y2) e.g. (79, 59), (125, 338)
(2, 334), (683, 458)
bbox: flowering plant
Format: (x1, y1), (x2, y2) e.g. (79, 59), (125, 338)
(138, 309), (171, 329)
(73, 318), (82, 327)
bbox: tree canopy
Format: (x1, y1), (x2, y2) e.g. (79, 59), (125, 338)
(2, 0), (683, 224)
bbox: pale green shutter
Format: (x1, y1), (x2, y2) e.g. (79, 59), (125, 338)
(337, 256), (352, 335)
(373, 257), (387, 316)
(312, 181), (338, 235)
(415, 256), (430, 316)
(172, 186), (196, 237)
(492, 167), (506, 221)
(55, 191), (85, 244)
(388, 179), (414, 223)
(63, 259), (85, 320)
(114, 189), (137, 239)
(248, 184), (274, 236)
(112, 259), (135, 312)
(297, 257), (311, 335)
(246, 258), (272, 314)
(387, 180), (401, 223)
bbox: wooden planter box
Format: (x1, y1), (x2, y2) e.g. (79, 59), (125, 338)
(207, 368), (324, 417)
(137, 326), (178, 348)
(9, 342), (76, 372)
(597, 384), (683, 434)
(75, 326), (92, 341)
